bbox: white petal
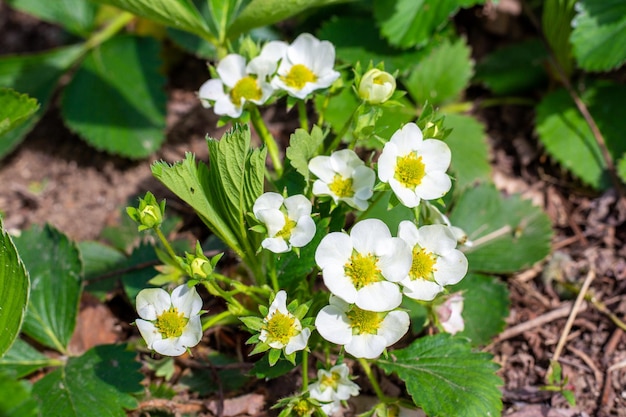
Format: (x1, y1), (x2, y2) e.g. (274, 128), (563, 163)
(284, 194), (312, 219)
(136, 288), (171, 320)
(178, 315), (203, 348)
(420, 139), (451, 171)
(378, 310), (410, 346)
(415, 171), (451, 200)
(198, 79), (225, 104)
(269, 290), (289, 316)
(331, 149), (361, 174)
(262, 237), (290, 253)
(152, 338), (186, 356)
(315, 232), (353, 269)
(287, 33), (318, 67)
(391, 123), (423, 154)
(315, 305), (353, 344)
(170, 284), (202, 317)
(285, 327), (311, 354)
(136, 319), (161, 349)
(417, 224), (457, 254)
(290, 216), (316, 247)
(397, 220), (419, 247)
(345, 334), (387, 359)
(309, 155), (336, 183)
(258, 40), (288, 62)
(256, 208), (285, 236)
(212, 95), (242, 118)
(433, 250), (468, 286)
(253, 192), (284, 216)
(377, 142), (398, 182)
(400, 278), (443, 301)
(322, 266), (358, 304)
(310, 40), (336, 74)
(390, 179), (421, 208)
(350, 219), (391, 254)
(352, 166), (375, 194)
(356, 281), (402, 312)
(376, 238), (412, 282)
(312, 180), (334, 199)
(216, 54), (246, 87)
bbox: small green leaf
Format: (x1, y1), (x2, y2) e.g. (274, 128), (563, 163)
(61, 36), (167, 158)
(0, 219), (29, 357)
(377, 334), (502, 417)
(571, 0), (626, 71)
(0, 339), (59, 378)
(443, 114), (491, 189)
(405, 38), (474, 106)
(449, 183), (552, 273)
(6, 0), (96, 37)
(450, 274), (510, 346)
(0, 376), (38, 417)
(14, 225), (82, 353)
(0, 88), (39, 137)
(286, 126), (325, 182)
(32, 344), (142, 417)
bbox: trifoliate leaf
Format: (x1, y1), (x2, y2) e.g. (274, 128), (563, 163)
(32, 344), (142, 417)
(0, 339), (59, 378)
(0, 88), (39, 137)
(286, 126), (325, 182)
(6, 0), (96, 37)
(62, 35), (166, 159)
(377, 334), (502, 417)
(0, 376), (38, 417)
(443, 114), (491, 189)
(14, 225), (82, 353)
(449, 183), (552, 273)
(571, 0), (626, 71)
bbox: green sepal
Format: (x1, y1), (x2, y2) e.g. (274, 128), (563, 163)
(248, 342), (271, 356)
(239, 316), (265, 332)
(268, 347), (281, 366)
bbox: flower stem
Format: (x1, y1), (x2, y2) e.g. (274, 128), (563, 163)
(154, 227), (180, 265)
(82, 12), (135, 54)
(202, 310), (236, 331)
(268, 252), (280, 292)
(298, 100), (309, 132)
(301, 350), (309, 390)
(358, 358), (387, 402)
(323, 103), (361, 154)
(250, 106), (283, 177)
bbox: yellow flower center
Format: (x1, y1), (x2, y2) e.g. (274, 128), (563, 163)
(275, 215), (297, 240)
(265, 311), (297, 345)
(410, 247), (437, 282)
(282, 64), (317, 90)
(344, 252), (382, 289)
(229, 76), (262, 105)
(394, 153), (425, 189)
(155, 306), (187, 339)
(346, 306), (383, 334)
(329, 174), (354, 198)
(320, 371), (342, 390)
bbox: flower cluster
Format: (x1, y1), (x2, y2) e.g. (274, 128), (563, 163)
(308, 363), (360, 415)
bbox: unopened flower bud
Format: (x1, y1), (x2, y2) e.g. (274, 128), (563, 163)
(126, 192), (165, 231)
(190, 257), (210, 278)
(358, 69), (396, 104)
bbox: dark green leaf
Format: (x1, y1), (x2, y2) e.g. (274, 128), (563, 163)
(6, 0), (96, 37)
(14, 224), (82, 353)
(179, 352), (250, 395)
(444, 114), (491, 189)
(32, 344), (142, 417)
(0, 376), (38, 417)
(286, 126), (325, 182)
(377, 334), (502, 417)
(0, 339), (59, 378)
(120, 243), (160, 304)
(167, 28), (217, 59)
(358, 191), (413, 234)
(0, 88), (39, 137)
(79, 241), (127, 301)
(61, 36), (167, 158)
(542, 0), (576, 77)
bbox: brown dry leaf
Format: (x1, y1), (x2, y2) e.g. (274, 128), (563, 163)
(68, 293), (120, 355)
(207, 393), (265, 416)
(505, 405), (589, 417)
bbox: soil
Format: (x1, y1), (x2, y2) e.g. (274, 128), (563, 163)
(1, 2), (625, 417)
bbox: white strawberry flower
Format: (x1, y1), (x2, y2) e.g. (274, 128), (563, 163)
(315, 295), (410, 359)
(135, 284), (203, 356)
(308, 363), (360, 415)
(309, 149), (375, 210)
(378, 123), (452, 208)
(259, 290), (310, 354)
(358, 68), (396, 105)
(315, 218), (411, 312)
(397, 221), (468, 301)
(253, 192), (316, 253)
(436, 293), (465, 334)
(271, 33), (340, 99)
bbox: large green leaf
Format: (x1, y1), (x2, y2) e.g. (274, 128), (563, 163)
(61, 35), (166, 158)
(377, 334), (502, 417)
(449, 184), (552, 274)
(0, 44), (83, 158)
(32, 344), (142, 417)
(0, 89), (39, 137)
(89, 0), (213, 40)
(536, 83), (626, 189)
(450, 274), (509, 346)
(0, 339), (59, 378)
(0, 376), (38, 417)
(444, 114), (491, 189)
(404, 38), (474, 106)
(571, 0), (626, 71)
(6, 0), (96, 37)
(0, 220), (29, 357)
(14, 225), (82, 353)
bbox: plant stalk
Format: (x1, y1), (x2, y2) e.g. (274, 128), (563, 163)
(250, 106), (283, 177)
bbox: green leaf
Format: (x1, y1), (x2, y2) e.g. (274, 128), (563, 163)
(0, 376), (38, 417)
(61, 35), (166, 158)
(167, 27), (217, 59)
(0, 219), (29, 357)
(179, 352), (250, 395)
(449, 184), (552, 274)
(618, 154), (626, 184)
(78, 241), (127, 301)
(0, 339), (59, 378)
(286, 126), (325, 182)
(571, 0), (626, 71)
(358, 191), (413, 234)
(120, 243), (160, 304)
(374, 0), (485, 49)
(444, 114), (491, 189)
(0, 44), (83, 158)
(377, 334), (502, 417)
(0, 88), (39, 137)
(450, 274), (509, 346)
(206, 0), (246, 42)
(32, 344), (142, 417)
(14, 225), (82, 353)
(474, 39), (549, 95)
(536, 83), (626, 189)
(6, 0), (96, 37)
(89, 0), (213, 40)
(542, 0), (576, 77)
(405, 38), (474, 106)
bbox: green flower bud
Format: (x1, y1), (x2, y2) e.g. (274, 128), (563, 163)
(190, 257), (210, 279)
(126, 192), (165, 231)
(358, 69), (396, 104)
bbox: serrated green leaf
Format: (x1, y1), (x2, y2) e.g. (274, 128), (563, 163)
(405, 38), (474, 106)
(450, 274), (509, 346)
(0, 44), (83, 158)
(0, 376), (38, 417)
(536, 83), (626, 189)
(571, 0), (626, 71)
(61, 36), (166, 158)
(444, 114), (491, 189)
(286, 126), (325, 182)
(377, 334), (502, 417)
(14, 225), (82, 353)
(89, 0), (214, 40)
(6, 0), (96, 37)
(449, 184), (552, 273)
(32, 344), (142, 417)
(542, 0), (576, 77)
(0, 220), (29, 357)
(474, 39), (549, 95)
(0, 88), (39, 137)
(0, 339), (59, 378)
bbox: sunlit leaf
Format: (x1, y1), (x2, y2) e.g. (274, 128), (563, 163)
(0, 376), (38, 417)
(0, 89), (39, 137)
